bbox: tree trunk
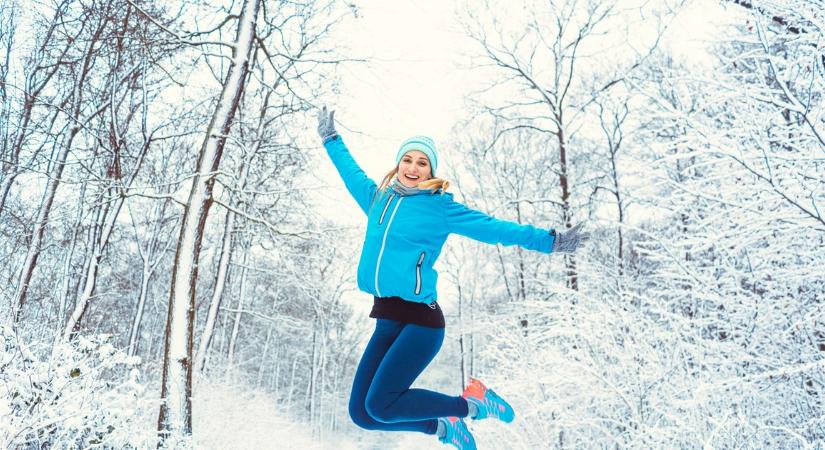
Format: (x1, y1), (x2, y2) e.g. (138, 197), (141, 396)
(287, 356), (298, 411)
(271, 346), (281, 392)
(13, 127), (82, 325)
(458, 281), (466, 384)
(555, 118), (578, 292)
(227, 248), (249, 366)
(63, 135), (152, 340)
(257, 326), (273, 388)
(0, 18), (67, 219)
(129, 201), (174, 356)
(194, 208), (237, 372)
(307, 322), (318, 423)
(156, 0), (260, 443)
(469, 290), (475, 377)
(129, 262), (152, 356)
(611, 163), (625, 279)
(196, 85), (266, 372)
(56, 181), (88, 334)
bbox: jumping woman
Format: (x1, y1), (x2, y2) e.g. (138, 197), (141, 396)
(317, 106), (588, 449)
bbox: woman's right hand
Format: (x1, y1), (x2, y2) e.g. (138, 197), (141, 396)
(317, 105), (338, 142)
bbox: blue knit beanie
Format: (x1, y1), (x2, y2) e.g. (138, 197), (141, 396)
(395, 135), (438, 176)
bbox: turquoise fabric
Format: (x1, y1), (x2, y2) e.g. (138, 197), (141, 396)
(325, 136), (556, 304)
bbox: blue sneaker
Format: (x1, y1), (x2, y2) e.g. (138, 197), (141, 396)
(438, 416), (476, 450)
(462, 377), (515, 423)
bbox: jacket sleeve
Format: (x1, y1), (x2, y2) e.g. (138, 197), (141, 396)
(323, 136), (378, 215)
(442, 194), (556, 253)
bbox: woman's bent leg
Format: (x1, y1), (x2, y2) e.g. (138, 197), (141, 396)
(365, 323), (469, 423)
(349, 319), (440, 434)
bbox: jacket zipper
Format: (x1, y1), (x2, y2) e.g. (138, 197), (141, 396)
(378, 194), (394, 224)
(415, 251), (425, 295)
(374, 197), (404, 297)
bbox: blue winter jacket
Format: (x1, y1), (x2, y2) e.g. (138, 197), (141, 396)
(325, 136), (556, 304)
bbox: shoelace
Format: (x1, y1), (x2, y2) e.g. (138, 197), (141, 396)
(471, 389), (504, 418)
(485, 390), (506, 416)
(441, 418), (472, 448)
(476, 395), (494, 418)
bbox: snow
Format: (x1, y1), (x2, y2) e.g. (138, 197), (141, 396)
(193, 378), (362, 450)
(2, 0), (823, 448)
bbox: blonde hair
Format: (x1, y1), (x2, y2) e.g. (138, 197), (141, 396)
(370, 166), (450, 209)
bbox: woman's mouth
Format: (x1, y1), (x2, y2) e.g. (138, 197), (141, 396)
(404, 174), (419, 181)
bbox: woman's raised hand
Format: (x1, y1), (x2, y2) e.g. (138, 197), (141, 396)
(552, 223), (590, 253)
(317, 105), (338, 142)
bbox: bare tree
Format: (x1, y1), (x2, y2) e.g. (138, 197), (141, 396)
(11, 3), (113, 326)
(153, 0), (260, 442)
(194, 87), (270, 373)
(127, 195), (178, 357)
(459, 0), (677, 293)
(0, 0), (355, 444)
(0, 1), (74, 219)
(190, 0), (348, 377)
(593, 95), (630, 281)
(0, 3), (16, 203)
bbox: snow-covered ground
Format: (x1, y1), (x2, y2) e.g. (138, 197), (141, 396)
(193, 379), (361, 450)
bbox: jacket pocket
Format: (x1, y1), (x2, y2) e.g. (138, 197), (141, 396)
(414, 251), (426, 295)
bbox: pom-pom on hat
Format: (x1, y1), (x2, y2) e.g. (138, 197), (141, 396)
(395, 135), (438, 176)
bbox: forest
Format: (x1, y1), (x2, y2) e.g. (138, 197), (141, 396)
(0, 0), (822, 448)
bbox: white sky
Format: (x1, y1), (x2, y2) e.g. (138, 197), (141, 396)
(323, 0), (727, 180)
(324, 0), (473, 179)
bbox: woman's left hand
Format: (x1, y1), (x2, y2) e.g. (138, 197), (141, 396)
(552, 223), (590, 253)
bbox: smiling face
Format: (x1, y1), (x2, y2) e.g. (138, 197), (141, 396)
(397, 150), (433, 187)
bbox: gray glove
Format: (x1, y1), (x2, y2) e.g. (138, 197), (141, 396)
(316, 105), (338, 143)
(551, 223), (589, 253)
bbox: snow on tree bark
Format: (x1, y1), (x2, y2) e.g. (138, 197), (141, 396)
(195, 83), (270, 373)
(156, 0), (260, 444)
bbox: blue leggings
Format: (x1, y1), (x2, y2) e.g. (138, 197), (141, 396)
(349, 319), (469, 434)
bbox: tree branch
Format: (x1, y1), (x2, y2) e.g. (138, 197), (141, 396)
(126, 0), (234, 49)
(724, 0), (803, 34)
